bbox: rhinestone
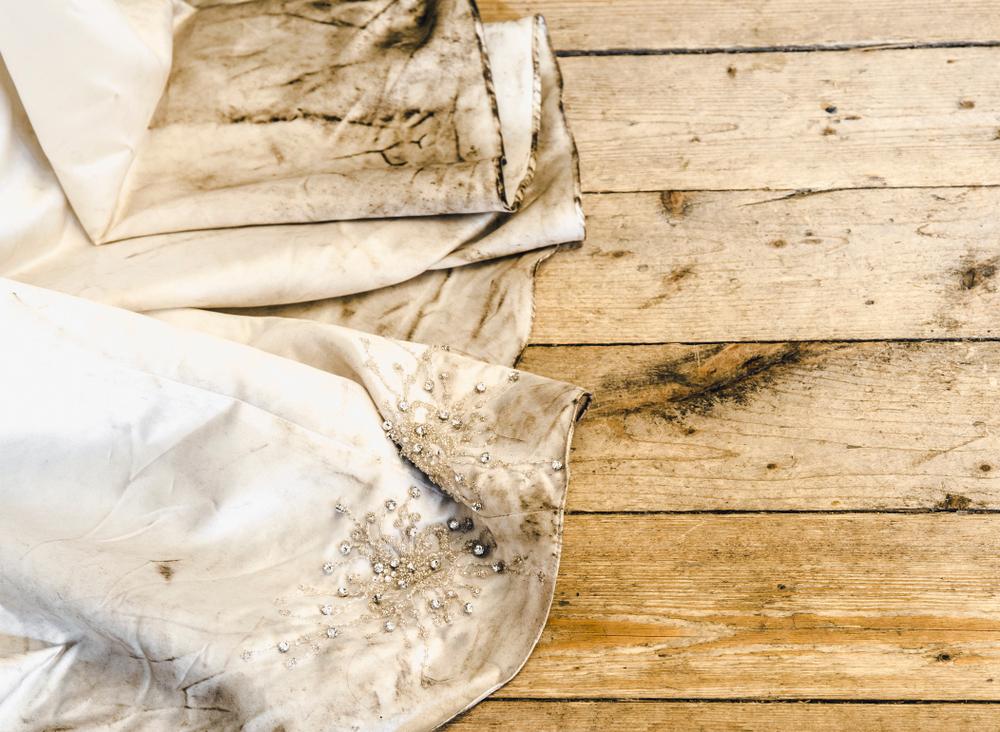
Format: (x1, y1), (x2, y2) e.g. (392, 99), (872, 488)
(472, 502), (482, 512)
(320, 604), (333, 615)
(241, 649), (252, 661)
(366, 512), (377, 523)
(472, 542), (486, 557)
(385, 499), (397, 511)
(475, 383), (487, 393)
(447, 518), (460, 531)
(334, 502), (347, 513)
(423, 380), (434, 392)
(397, 579), (407, 589)
(451, 418), (462, 429)
(326, 627), (339, 639)
(454, 473), (464, 483)
(374, 562), (384, 574)
(552, 460), (564, 471)
(382, 420), (393, 431)
(285, 658), (297, 669)
(464, 602), (474, 614)
(407, 527), (418, 537)
(438, 410), (450, 421)
(413, 444), (423, 454)
(373, 593), (383, 604)
(415, 425), (426, 436)
(277, 641), (290, 653)
(409, 486), (421, 498)
(491, 561), (505, 573)
(429, 558), (440, 570)
(389, 558), (399, 569)
(480, 452), (491, 464)
(322, 562), (335, 575)
(340, 542), (352, 555)
(337, 586), (348, 597)
(407, 562), (416, 571)
(384, 621), (396, 632)
(509, 371), (519, 382)
(397, 400), (409, 411)
(430, 598), (442, 609)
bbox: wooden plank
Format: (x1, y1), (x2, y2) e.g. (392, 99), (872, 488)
(558, 49), (1000, 192)
(450, 701), (1000, 730)
(496, 514), (1000, 699)
(479, 1), (1000, 51)
(520, 341), (1000, 512)
(531, 188), (1000, 343)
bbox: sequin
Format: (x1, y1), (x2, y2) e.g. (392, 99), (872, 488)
(475, 382), (487, 393)
(340, 541), (352, 555)
(320, 604), (333, 615)
(463, 602), (474, 614)
(385, 499), (397, 511)
(277, 641), (290, 653)
(322, 562), (335, 575)
(552, 460), (564, 471)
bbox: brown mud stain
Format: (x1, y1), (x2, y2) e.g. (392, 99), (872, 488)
(660, 190), (691, 220)
(936, 493), (972, 511)
(598, 342), (841, 421)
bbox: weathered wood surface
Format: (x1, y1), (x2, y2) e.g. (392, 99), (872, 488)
(559, 49), (1000, 192)
(451, 701), (1000, 730)
(479, 1), (1000, 51)
(494, 514), (1000, 699)
(531, 188), (1000, 343)
(519, 341), (1000, 512)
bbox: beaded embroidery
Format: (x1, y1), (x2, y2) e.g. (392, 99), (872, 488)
(240, 344), (566, 670)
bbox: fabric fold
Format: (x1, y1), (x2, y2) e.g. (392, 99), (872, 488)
(0, 2), (589, 729)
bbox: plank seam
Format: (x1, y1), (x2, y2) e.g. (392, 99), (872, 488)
(527, 338), (1000, 348)
(557, 40), (1000, 57)
(566, 509), (1000, 516)
(489, 697), (1000, 705)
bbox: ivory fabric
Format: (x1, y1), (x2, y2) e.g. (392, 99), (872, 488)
(0, 1), (587, 729)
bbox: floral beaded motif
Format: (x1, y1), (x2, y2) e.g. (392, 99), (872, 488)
(241, 343), (567, 670)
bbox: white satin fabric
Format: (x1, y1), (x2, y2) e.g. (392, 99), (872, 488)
(0, 1), (586, 729)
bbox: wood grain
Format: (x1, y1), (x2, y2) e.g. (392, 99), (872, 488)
(531, 188), (1000, 343)
(559, 49), (1000, 192)
(450, 701), (1000, 730)
(496, 514), (1000, 699)
(519, 341), (1000, 512)
(479, 1), (1000, 51)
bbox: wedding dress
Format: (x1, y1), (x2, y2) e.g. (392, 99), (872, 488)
(0, 1), (588, 729)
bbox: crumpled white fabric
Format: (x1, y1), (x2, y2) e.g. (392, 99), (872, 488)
(0, 1), (587, 729)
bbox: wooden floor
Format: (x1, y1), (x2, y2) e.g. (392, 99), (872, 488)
(452, 2), (1000, 729)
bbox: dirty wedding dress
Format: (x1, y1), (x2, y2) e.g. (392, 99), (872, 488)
(0, 1), (588, 729)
